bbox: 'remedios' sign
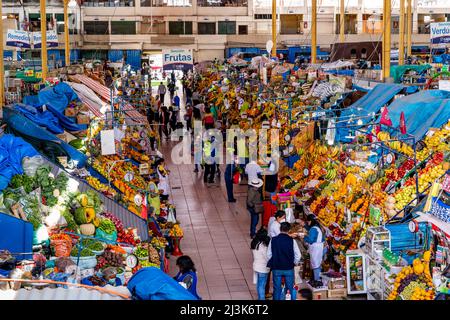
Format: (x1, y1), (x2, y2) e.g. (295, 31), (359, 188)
(6, 29), (31, 48)
(33, 30), (59, 48)
(430, 22), (450, 44)
(162, 49), (193, 71)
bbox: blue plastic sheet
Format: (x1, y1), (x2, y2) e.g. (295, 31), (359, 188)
(387, 90), (450, 141)
(127, 267), (199, 300)
(336, 83), (405, 142)
(0, 134), (39, 191)
(14, 103), (64, 134)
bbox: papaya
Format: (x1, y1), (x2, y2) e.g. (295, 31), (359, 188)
(79, 194), (88, 207)
(85, 207), (96, 223)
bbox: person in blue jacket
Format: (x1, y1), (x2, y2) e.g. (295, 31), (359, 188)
(174, 255), (201, 300)
(300, 214), (326, 287)
(224, 155), (237, 203)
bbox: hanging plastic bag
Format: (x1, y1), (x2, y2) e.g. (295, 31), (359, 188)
(22, 155), (45, 177)
(167, 207), (177, 224)
(285, 207), (295, 223)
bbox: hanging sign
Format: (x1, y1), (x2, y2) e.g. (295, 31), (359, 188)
(139, 163), (150, 175)
(430, 22), (450, 44)
(100, 129), (116, 155)
(32, 30), (59, 49)
(124, 171), (134, 182)
(162, 49), (193, 71)
(6, 29), (31, 48)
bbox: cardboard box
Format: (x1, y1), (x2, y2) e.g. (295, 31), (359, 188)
(312, 288), (328, 300)
(327, 288), (347, 299)
(77, 114), (90, 125)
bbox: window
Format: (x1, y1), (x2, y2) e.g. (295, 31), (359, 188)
(335, 14), (358, 34)
(254, 14), (278, 19)
(83, 0), (134, 7)
(218, 21), (236, 35)
(29, 13), (54, 32)
(361, 48), (367, 59)
(84, 21), (109, 35)
(238, 25), (248, 35)
(198, 0), (247, 6)
(169, 21), (193, 34)
(350, 48), (357, 59)
(141, 21), (166, 34)
(55, 14), (77, 35)
(198, 22), (216, 35)
(141, 0), (192, 6)
(111, 21), (136, 35)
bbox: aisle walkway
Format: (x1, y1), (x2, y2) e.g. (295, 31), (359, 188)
(160, 141), (257, 300)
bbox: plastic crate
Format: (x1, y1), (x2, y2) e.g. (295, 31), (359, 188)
(328, 287), (347, 299)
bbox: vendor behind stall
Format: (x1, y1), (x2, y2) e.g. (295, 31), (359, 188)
(300, 215), (326, 287)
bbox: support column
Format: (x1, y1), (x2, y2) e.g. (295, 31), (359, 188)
(311, 0), (317, 64)
(383, 0), (391, 80)
(64, 0), (70, 66)
(398, 0), (405, 65)
(406, 0), (412, 56)
(272, 0), (277, 57)
(40, 0), (48, 80)
(339, 0), (345, 42)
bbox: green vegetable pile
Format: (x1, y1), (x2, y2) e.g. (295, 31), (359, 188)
(98, 218), (116, 234)
(71, 247), (94, 257)
(10, 174), (35, 193)
(134, 246), (148, 258)
(81, 238), (104, 251)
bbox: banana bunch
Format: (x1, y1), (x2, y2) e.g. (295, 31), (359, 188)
(324, 168), (337, 180)
(377, 131), (391, 142)
(317, 144), (328, 156)
(330, 146), (340, 159)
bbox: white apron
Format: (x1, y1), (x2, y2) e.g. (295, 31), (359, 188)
(308, 226), (324, 269)
(158, 170), (170, 196)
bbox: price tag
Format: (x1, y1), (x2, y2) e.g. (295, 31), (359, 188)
(303, 168), (309, 177)
(385, 153), (394, 164)
(139, 163), (149, 175)
(35, 72), (42, 79)
(134, 194), (143, 206)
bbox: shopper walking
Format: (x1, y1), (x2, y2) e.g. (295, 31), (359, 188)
(251, 228), (271, 300)
(158, 82), (166, 104)
(160, 105), (170, 140)
(168, 81), (176, 102)
(203, 136), (216, 184)
(224, 157), (237, 203)
(267, 222), (301, 300)
(174, 256), (201, 300)
(300, 214), (326, 287)
(156, 158), (170, 201)
(245, 159), (263, 183)
(246, 178), (264, 238)
(184, 104), (193, 133)
(203, 107), (215, 130)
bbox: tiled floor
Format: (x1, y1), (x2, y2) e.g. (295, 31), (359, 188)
(160, 141), (257, 300)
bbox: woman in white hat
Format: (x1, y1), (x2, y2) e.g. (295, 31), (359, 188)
(246, 178), (264, 238)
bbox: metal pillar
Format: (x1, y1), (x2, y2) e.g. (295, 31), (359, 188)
(0, 2), (4, 110)
(340, 0), (345, 43)
(311, 0), (317, 64)
(399, 0), (405, 65)
(64, 0), (70, 67)
(406, 0), (412, 57)
(40, 0), (48, 79)
(383, 0), (391, 80)
(272, 0), (277, 57)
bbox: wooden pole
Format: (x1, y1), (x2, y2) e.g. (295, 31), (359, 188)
(399, 0), (405, 65)
(271, 0), (277, 57)
(64, 0), (70, 67)
(311, 0), (317, 64)
(406, 0), (412, 57)
(0, 2), (4, 111)
(40, 0), (47, 80)
(340, 0), (345, 43)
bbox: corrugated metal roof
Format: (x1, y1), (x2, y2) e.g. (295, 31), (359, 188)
(44, 158), (149, 241)
(0, 285), (130, 300)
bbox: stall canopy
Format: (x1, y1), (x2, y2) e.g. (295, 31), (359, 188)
(127, 267), (199, 300)
(336, 83), (405, 142)
(320, 60), (354, 70)
(0, 134), (39, 191)
(390, 64), (432, 83)
(387, 90), (450, 141)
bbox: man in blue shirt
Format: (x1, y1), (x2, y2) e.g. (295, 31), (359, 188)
(267, 222), (301, 300)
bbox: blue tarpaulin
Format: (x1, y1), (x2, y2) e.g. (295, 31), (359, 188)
(336, 83), (405, 142)
(14, 103), (64, 134)
(23, 83), (85, 132)
(0, 134), (39, 191)
(387, 90), (450, 141)
(127, 267), (199, 300)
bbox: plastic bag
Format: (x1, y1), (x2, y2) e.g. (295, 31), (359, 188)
(95, 229), (118, 242)
(167, 208), (177, 224)
(51, 239), (73, 257)
(285, 207), (295, 223)
(22, 155), (45, 177)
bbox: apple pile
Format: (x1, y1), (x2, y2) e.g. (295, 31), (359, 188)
(102, 212), (139, 246)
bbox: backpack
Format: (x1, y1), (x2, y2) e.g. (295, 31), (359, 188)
(204, 115), (214, 126)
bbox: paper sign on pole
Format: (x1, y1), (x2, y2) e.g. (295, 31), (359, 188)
(6, 29), (31, 48)
(439, 80), (450, 92)
(100, 130), (116, 155)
